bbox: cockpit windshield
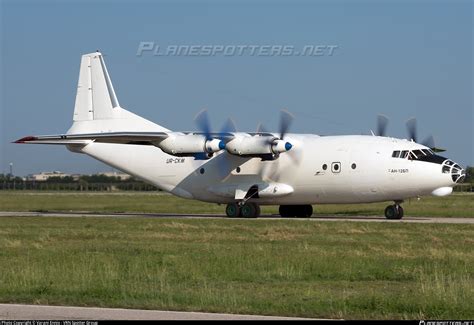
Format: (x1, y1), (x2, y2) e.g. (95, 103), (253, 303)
(392, 149), (435, 161)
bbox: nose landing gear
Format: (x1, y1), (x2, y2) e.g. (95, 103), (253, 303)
(384, 202), (404, 220)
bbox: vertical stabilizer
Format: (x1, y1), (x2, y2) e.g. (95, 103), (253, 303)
(73, 51), (120, 121)
(68, 51), (170, 134)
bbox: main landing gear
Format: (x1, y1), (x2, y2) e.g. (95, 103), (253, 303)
(224, 203), (314, 218)
(279, 205), (313, 218)
(225, 202), (261, 218)
(384, 201), (404, 220)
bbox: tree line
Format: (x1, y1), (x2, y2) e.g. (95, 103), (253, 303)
(0, 174), (159, 191)
(0, 166), (473, 192)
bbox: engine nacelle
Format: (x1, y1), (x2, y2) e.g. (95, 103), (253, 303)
(225, 136), (292, 157)
(157, 134), (224, 156)
(272, 139), (293, 154)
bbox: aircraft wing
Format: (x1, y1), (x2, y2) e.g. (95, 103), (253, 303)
(14, 132), (169, 145)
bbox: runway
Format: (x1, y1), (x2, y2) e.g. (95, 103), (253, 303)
(0, 211), (473, 224)
(0, 303), (311, 320)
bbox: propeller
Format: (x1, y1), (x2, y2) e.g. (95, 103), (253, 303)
(256, 122), (269, 134)
(194, 109), (241, 177)
(256, 109), (302, 181)
(405, 117), (418, 143)
(279, 109), (294, 140)
(376, 114), (389, 137)
(194, 109), (212, 140)
(405, 117), (445, 152)
(220, 117), (237, 135)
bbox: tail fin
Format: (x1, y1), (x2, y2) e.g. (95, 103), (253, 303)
(69, 51), (169, 133)
(74, 51), (120, 121)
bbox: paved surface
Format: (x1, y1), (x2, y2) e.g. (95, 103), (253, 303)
(0, 304), (311, 320)
(0, 211), (473, 224)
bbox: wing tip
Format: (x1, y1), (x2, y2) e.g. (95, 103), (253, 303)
(13, 136), (37, 144)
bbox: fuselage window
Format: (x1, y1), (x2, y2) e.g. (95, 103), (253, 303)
(400, 151), (408, 158)
(392, 151), (400, 158)
(351, 163), (357, 169)
(442, 165), (451, 174)
(331, 162), (341, 173)
(322, 164), (327, 170)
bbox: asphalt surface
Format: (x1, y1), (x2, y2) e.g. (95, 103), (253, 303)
(0, 211), (473, 224)
(0, 304), (312, 320)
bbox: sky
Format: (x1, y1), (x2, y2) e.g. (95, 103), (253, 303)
(1, 0), (472, 176)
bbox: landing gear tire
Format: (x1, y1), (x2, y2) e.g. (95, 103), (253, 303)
(301, 205), (313, 218)
(226, 203), (240, 218)
(279, 205), (294, 218)
(384, 204), (404, 220)
(240, 203), (260, 218)
(279, 205), (313, 218)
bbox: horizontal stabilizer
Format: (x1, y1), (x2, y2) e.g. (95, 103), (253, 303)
(14, 131), (169, 146)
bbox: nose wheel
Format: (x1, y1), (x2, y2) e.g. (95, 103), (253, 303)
(384, 203), (404, 220)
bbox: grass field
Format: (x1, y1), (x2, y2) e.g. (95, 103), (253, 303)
(0, 191), (472, 217)
(0, 216), (473, 319)
(0, 191), (473, 319)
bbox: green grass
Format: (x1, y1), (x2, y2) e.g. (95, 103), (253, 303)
(0, 216), (473, 319)
(0, 191), (472, 217)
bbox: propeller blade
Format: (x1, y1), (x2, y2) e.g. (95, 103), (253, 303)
(376, 114), (389, 137)
(421, 135), (435, 149)
(287, 145), (302, 165)
(258, 158), (280, 182)
(194, 109), (212, 140)
(431, 147), (446, 153)
(421, 135), (446, 153)
(279, 109), (294, 139)
(406, 117), (417, 142)
(220, 117), (237, 134)
(256, 122), (269, 134)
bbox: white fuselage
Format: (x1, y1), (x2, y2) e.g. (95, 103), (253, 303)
(78, 134), (459, 205)
(22, 52), (462, 208)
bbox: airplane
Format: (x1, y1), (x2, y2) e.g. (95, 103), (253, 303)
(15, 51), (466, 219)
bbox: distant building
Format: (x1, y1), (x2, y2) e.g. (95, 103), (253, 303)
(24, 171), (132, 182)
(26, 171), (71, 181)
(98, 171), (132, 180)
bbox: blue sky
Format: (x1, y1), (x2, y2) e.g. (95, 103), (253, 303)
(1, 0), (472, 176)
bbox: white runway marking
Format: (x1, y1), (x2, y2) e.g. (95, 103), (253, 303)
(0, 304), (311, 320)
(0, 211), (473, 224)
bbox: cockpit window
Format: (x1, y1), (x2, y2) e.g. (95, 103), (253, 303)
(412, 150), (424, 158)
(393, 149), (433, 160)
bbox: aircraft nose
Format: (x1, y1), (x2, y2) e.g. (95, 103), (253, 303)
(451, 163), (466, 184)
(441, 159), (465, 184)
